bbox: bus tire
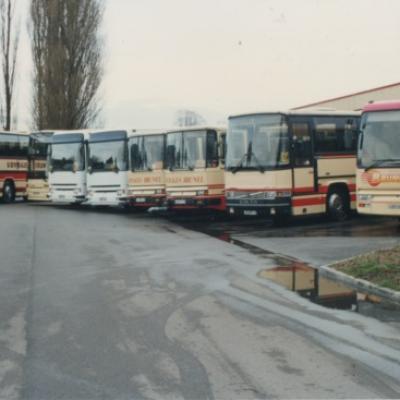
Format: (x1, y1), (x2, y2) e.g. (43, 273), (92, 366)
(327, 188), (349, 222)
(3, 181), (15, 204)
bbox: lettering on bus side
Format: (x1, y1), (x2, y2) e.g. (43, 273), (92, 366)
(166, 175), (204, 185)
(6, 160), (28, 170)
(129, 176), (162, 185)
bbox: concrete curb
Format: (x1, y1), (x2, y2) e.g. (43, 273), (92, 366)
(319, 262), (400, 306)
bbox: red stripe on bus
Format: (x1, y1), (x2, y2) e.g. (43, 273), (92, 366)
(292, 197), (325, 206)
(0, 172), (27, 179)
(317, 154), (355, 159)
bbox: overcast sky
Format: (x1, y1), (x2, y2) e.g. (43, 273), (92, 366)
(14, 0), (400, 130)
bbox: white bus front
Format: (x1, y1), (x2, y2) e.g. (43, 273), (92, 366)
(48, 132), (87, 204)
(86, 130), (129, 206)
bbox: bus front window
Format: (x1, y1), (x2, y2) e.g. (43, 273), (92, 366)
(50, 142), (85, 172)
(226, 114), (289, 171)
(183, 131), (206, 169)
(360, 111), (400, 168)
(143, 135), (164, 170)
(89, 140), (128, 172)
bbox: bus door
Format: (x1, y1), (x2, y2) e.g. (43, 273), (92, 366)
(291, 118), (317, 194)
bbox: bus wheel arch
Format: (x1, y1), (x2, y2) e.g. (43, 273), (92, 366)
(2, 179), (16, 203)
(326, 183), (350, 221)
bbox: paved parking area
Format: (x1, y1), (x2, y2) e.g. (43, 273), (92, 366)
(0, 203), (399, 399)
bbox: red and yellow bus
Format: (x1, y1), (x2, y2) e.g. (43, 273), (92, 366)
(0, 131), (29, 203)
(357, 101), (400, 216)
(165, 126), (226, 211)
(225, 111), (360, 222)
(127, 130), (166, 208)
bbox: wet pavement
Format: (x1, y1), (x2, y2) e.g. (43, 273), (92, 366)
(1, 203), (400, 399)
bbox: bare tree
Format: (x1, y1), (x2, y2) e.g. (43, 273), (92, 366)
(0, 0), (20, 130)
(30, 0), (103, 130)
(174, 109), (206, 127)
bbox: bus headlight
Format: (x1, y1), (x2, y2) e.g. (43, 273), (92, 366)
(265, 191), (277, 200)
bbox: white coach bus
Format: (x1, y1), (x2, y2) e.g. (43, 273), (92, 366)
(86, 129), (129, 206)
(48, 130), (89, 204)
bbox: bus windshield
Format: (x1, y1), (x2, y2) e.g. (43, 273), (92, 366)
(359, 111), (400, 168)
(131, 135), (164, 171)
(226, 114), (289, 171)
(89, 140), (128, 172)
(50, 142), (85, 172)
(167, 130), (207, 170)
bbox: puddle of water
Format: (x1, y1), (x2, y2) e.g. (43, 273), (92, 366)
(258, 264), (358, 311)
(177, 220), (400, 321)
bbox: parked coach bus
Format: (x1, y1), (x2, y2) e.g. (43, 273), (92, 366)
(86, 130), (129, 206)
(165, 126), (226, 211)
(225, 110), (360, 222)
(357, 101), (400, 216)
(0, 131), (29, 203)
(127, 130), (166, 208)
(48, 130), (89, 204)
(27, 131), (53, 201)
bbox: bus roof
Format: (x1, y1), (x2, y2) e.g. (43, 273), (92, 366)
(229, 110), (361, 119)
(166, 125), (226, 134)
(128, 129), (166, 138)
(362, 101), (400, 113)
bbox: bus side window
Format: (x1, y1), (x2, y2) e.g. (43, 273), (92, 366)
(206, 130), (218, 168)
(292, 123), (312, 166)
(219, 133), (226, 165)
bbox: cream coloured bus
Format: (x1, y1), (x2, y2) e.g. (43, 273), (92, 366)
(27, 131), (53, 201)
(127, 130), (166, 208)
(357, 101), (400, 216)
(165, 126), (226, 211)
(225, 111), (360, 222)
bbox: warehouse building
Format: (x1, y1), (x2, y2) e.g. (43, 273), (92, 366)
(293, 81), (400, 111)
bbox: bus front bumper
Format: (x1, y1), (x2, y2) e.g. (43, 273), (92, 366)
(357, 193), (400, 216)
(167, 195), (225, 211)
(50, 191), (86, 204)
(129, 195), (166, 208)
(226, 199), (292, 217)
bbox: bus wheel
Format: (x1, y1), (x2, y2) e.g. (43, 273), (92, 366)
(327, 189), (349, 221)
(3, 181), (15, 203)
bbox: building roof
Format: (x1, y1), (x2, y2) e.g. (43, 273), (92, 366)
(292, 81), (400, 110)
(229, 109), (360, 119)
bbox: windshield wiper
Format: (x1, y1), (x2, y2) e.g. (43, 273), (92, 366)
(365, 158), (400, 171)
(230, 152), (248, 174)
(248, 150), (265, 173)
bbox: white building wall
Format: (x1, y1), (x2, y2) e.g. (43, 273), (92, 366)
(295, 84), (400, 111)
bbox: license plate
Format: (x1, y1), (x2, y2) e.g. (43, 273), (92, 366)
(136, 197), (146, 203)
(389, 204), (400, 209)
(175, 199), (186, 205)
(244, 210), (257, 216)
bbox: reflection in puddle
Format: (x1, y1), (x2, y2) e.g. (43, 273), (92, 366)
(258, 264), (358, 310)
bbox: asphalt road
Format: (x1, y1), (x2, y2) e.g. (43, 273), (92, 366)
(1, 203), (400, 399)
